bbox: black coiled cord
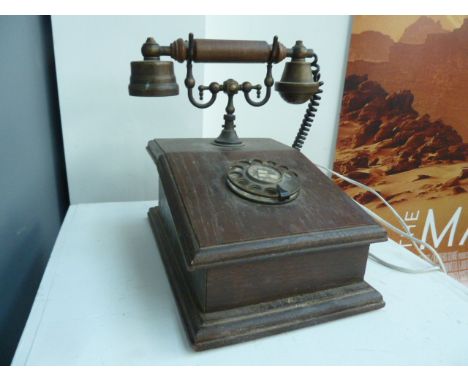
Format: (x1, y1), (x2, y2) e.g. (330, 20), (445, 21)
(292, 53), (324, 151)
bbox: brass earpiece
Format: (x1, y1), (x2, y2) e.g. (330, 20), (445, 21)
(129, 38), (179, 97)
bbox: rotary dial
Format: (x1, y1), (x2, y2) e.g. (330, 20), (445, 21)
(226, 159), (300, 204)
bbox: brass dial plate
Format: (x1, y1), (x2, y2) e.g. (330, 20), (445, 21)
(226, 159), (300, 204)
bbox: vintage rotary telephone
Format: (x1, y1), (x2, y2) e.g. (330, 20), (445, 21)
(128, 34), (387, 350)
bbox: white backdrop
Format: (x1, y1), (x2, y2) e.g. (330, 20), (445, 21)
(52, 16), (352, 204)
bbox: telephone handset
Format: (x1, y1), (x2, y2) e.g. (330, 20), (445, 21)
(129, 33), (322, 148)
(129, 34), (387, 350)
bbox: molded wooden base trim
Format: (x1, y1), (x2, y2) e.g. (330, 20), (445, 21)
(148, 206), (385, 351)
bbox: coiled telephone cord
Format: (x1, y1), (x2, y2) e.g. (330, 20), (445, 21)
(292, 53), (324, 150)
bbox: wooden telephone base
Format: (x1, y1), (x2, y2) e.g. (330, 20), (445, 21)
(147, 138), (386, 350)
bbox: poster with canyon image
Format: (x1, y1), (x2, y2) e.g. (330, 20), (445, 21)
(334, 16), (468, 284)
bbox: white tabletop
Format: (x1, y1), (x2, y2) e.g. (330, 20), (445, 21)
(12, 201), (468, 365)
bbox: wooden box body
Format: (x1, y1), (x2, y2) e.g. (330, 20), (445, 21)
(147, 138), (387, 350)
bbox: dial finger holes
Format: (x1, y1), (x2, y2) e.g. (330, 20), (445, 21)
(230, 165), (244, 171)
(229, 172), (242, 179)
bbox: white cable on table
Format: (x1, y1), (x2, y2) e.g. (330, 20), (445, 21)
(315, 163), (447, 274)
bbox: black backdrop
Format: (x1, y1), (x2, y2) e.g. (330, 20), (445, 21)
(0, 16), (69, 364)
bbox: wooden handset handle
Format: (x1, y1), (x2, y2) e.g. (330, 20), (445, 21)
(141, 37), (302, 64)
(191, 39), (287, 63)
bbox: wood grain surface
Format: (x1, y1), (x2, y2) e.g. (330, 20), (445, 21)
(147, 138), (387, 268)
